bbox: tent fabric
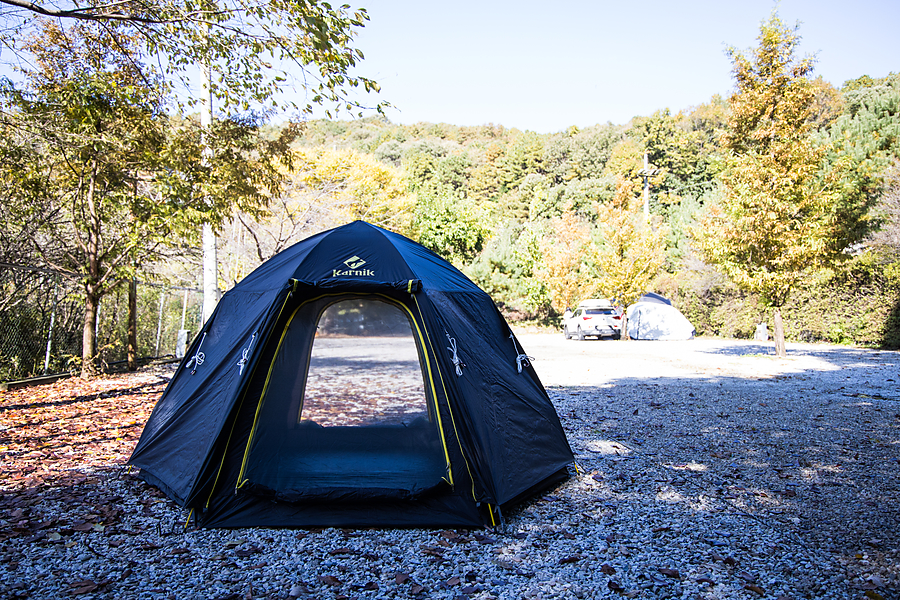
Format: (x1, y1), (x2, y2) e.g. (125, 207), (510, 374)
(635, 292), (671, 306)
(626, 300), (696, 341)
(129, 221), (574, 528)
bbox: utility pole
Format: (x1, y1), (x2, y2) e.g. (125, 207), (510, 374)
(200, 54), (219, 324)
(639, 152), (659, 220)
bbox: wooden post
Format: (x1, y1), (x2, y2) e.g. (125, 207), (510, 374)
(43, 278), (58, 375)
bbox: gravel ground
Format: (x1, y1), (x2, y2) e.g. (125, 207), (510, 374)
(2, 335), (899, 600)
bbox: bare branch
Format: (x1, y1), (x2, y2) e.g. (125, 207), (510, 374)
(0, 0), (236, 25)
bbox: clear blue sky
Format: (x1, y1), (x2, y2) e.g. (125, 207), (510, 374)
(335, 0), (899, 133)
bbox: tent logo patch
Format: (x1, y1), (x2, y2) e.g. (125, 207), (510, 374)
(343, 256), (367, 269)
(333, 255), (374, 277)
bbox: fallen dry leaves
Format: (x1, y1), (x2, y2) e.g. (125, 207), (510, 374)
(0, 370), (167, 495)
(0, 370), (171, 597)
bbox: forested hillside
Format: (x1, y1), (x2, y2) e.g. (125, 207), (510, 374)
(220, 68), (900, 348)
(2, 11), (899, 383)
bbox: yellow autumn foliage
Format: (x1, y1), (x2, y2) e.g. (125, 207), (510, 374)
(535, 212), (595, 312)
(592, 181), (668, 309)
(536, 181), (668, 313)
(288, 148), (414, 233)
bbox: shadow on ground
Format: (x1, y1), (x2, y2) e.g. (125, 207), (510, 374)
(546, 346), (900, 595)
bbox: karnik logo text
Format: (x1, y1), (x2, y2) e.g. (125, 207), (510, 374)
(333, 255), (374, 277)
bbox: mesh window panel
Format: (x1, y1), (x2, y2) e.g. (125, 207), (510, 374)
(238, 297), (448, 501)
(300, 299), (429, 427)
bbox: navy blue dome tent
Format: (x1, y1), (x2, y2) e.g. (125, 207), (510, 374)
(129, 221), (574, 528)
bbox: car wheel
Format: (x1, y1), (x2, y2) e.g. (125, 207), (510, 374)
(564, 326), (571, 340)
(577, 326), (585, 341)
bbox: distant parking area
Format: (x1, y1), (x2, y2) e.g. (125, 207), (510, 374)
(515, 332), (900, 392)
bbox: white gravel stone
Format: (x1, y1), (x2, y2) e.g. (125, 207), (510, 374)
(2, 336), (899, 599)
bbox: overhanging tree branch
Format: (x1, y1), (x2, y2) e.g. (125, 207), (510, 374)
(0, 0), (232, 25)
(0, 0), (384, 115)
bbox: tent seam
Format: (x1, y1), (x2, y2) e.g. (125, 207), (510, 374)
(234, 294), (310, 490)
(375, 293), (455, 486)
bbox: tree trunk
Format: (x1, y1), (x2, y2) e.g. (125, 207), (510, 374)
(81, 288), (100, 378)
(127, 277), (138, 371)
(81, 159), (102, 379)
(773, 307), (786, 357)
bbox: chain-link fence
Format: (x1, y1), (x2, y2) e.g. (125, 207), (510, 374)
(0, 263), (203, 382)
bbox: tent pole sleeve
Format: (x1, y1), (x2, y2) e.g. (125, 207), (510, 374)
(235, 291), (301, 490)
(412, 295), (485, 499)
(201, 285), (295, 509)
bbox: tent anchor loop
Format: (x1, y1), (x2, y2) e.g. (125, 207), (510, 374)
(445, 332), (465, 376)
(237, 332), (258, 375)
(186, 332), (207, 375)
(493, 504), (506, 531)
(508, 334), (534, 373)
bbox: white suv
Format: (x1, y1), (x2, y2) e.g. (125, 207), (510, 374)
(562, 299), (622, 340)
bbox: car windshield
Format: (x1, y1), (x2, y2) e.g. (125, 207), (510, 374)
(584, 308), (615, 315)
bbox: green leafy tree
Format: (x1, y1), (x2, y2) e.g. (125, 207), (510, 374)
(496, 131), (545, 194)
(0, 23), (174, 376)
(514, 222), (552, 311)
(0, 21), (286, 376)
(433, 153), (472, 197)
(604, 137), (647, 197)
(0, 0), (380, 115)
(374, 140), (403, 166)
(632, 108), (720, 207)
(554, 177), (618, 220)
(411, 187), (487, 266)
(542, 124), (622, 185)
(836, 74), (899, 160)
(464, 220), (538, 306)
(868, 175), (900, 259)
(497, 173), (545, 221)
(468, 141), (505, 203)
(820, 73), (899, 233)
(664, 192), (707, 267)
(695, 12), (870, 356)
(155, 112), (293, 239)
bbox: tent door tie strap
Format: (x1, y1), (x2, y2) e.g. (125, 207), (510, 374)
(186, 332), (207, 375)
(236, 332), (257, 375)
(445, 333), (465, 376)
(509, 333), (534, 373)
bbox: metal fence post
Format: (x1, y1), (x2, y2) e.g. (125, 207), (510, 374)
(155, 288), (166, 358)
(43, 277), (59, 375)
